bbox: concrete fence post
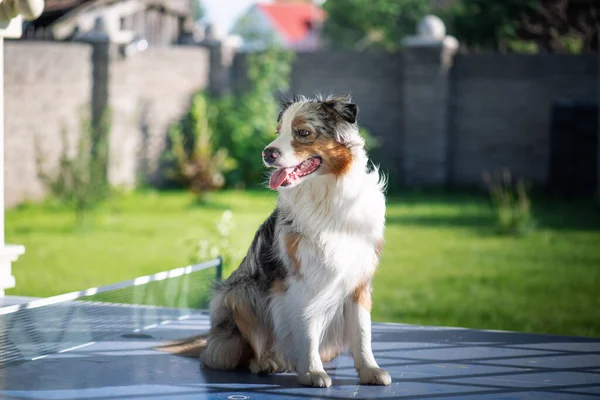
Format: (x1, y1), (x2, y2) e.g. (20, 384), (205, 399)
(206, 40), (237, 96)
(90, 40), (119, 186)
(401, 15), (458, 187)
(76, 16), (120, 187)
(203, 24), (238, 96)
(91, 41), (111, 137)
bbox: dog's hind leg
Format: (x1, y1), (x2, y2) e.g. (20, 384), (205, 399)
(201, 327), (251, 370)
(225, 291), (279, 374)
(200, 292), (253, 370)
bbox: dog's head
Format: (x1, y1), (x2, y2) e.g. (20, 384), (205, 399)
(263, 94), (364, 190)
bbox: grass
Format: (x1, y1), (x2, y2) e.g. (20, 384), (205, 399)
(6, 189), (600, 338)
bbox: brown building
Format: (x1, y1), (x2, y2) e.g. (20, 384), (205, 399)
(21, 0), (195, 47)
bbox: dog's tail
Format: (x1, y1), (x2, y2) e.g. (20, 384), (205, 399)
(154, 333), (209, 358)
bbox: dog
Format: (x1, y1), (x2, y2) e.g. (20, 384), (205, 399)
(158, 94), (390, 388)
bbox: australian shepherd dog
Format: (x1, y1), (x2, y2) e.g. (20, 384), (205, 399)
(158, 94), (391, 388)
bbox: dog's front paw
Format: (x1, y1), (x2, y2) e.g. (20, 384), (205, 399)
(359, 367), (391, 386)
(298, 370), (332, 388)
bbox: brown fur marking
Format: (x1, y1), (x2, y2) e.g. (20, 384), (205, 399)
(285, 233), (302, 274)
(352, 280), (372, 312)
(291, 135), (353, 177)
(224, 294), (270, 363)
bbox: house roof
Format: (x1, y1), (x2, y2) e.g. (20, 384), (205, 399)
(45, 0), (93, 12)
(256, 2), (326, 43)
(48, 0), (192, 40)
(27, 0), (192, 37)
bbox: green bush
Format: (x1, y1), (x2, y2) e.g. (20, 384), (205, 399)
(163, 93), (236, 201)
(483, 169), (535, 236)
(209, 46), (295, 188)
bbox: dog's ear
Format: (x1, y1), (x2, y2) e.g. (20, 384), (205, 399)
(322, 96), (358, 124)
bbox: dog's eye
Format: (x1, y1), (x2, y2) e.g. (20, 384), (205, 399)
(298, 130), (310, 137)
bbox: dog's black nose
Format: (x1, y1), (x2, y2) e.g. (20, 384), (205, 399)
(262, 147), (280, 165)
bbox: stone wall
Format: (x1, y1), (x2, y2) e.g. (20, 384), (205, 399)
(4, 41), (209, 206)
(449, 54), (598, 186)
(5, 41), (92, 207)
(281, 50), (599, 190)
(4, 40), (600, 207)
(108, 47), (210, 187)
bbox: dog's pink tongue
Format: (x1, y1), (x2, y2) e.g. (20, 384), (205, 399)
(269, 168), (289, 189)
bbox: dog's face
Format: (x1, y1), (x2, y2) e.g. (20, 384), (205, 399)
(263, 95), (361, 190)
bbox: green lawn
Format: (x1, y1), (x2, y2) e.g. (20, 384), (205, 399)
(6, 189), (600, 337)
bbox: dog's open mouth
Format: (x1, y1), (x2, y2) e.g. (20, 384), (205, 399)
(269, 156), (322, 189)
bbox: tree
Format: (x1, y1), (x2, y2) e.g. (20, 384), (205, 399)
(442, 0), (599, 53)
(322, 0), (431, 51)
(441, 0), (537, 52)
(517, 0), (599, 53)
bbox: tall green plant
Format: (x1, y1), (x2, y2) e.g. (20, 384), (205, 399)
(35, 108), (111, 226)
(163, 93), (236, 201)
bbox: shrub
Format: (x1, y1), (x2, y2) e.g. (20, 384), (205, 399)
(163, 93), (236, 201)
(483, 169), (535, 235)
(35, 108), (111, 227)
(210, 46), (295, 188)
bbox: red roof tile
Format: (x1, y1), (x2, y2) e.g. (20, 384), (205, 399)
(257, 3), (326, 43)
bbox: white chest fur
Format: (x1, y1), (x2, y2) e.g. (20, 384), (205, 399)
(278, 158), (386, 297)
